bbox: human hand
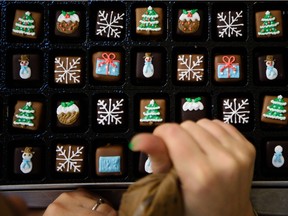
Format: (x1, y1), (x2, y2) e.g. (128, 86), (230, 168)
(43, 189), (117, 216)
(0, 194), (27, 216)
(130, 119), (256, 216)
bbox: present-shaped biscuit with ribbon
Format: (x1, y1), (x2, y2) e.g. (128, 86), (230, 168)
(214, 55), (243, 83)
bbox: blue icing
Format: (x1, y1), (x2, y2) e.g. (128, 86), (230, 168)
(99, 156), (121, 173)
(217, 64), (240, 79)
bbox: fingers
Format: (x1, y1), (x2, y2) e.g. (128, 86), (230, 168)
(43, 189), (117, 216)
(129, 133), (172, 173)
(153, 123), (206, 177)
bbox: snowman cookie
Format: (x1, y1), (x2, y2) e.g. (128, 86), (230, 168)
(57, 101), (80, 125)
(19, 55), (31, 79)
(265, 55), (278, 80)
(272, 145), (284, 168)
(20, 147), (34, 174)
(56, 11), (80, 34)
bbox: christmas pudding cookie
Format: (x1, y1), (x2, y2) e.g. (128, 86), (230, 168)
(12, 10), (42, 39)
(266, 141), (288, 169)
(92, 52), (122, 82)
(55, 10), (81, 37)
(95, 9), (125, 39)
(180, 97), (208, 122)
(221, 97), (251, 125)
(261, 95), (288, 125)
(135, 6), (163, 36)
(56, 101), (80, 126)
(56, 144), (85, 173)
(255, 10), (283, 39)
(54, 56), (82, 85)
(177, 9), (201, 35)
(95, 145), (124, 176)
(12, 54), (41, 82)
(14, 146), (42, 175)
(177, 54), (205, 83)
(257, 54), (285, 82)
(12, 101), (43, 131)
(139, 99), (166, 126)
(214, 54), (243, 83)
(215, 10), (245, 39)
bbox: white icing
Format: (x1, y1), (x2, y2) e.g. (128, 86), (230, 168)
(57, 103), (79, 115)
(179, 12), (200, 22)
(57, 13), (80, 23)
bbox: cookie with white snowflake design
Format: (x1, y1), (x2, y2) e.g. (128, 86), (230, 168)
(95, 9), (125, 40)
(55, 144), (85, 173)
(55, 10), (81, 37)
(54, 56), (82, 85)
(56, 100), (80, 126)
(95, 97), (127, 131)
(177, 54), (205, 83)
(220, 97), (251, 127)
(215, 10), (245, 40)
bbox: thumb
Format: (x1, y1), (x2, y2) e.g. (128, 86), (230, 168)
(129, 133), (172, 173)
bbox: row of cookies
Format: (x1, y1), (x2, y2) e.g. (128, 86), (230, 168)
(5, 93), (288, 135)
(2, 2), (287, 42)
(5, 48), (288, 87)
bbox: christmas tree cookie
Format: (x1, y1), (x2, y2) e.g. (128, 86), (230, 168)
(139, 99), (166, 126)
(12, 10), (42, 39)
(261, 95), (288, 125)
(12, 101), (43, 131)
(135, 6), (163, 36)
(255, 10), (283, 39)
(55, 10), (81, 37)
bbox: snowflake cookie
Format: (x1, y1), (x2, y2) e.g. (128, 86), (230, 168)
(96, 98), (125, 127)
(56, 144), (85, 173)
(177, 54), (205, 83)
(221, 97), (250, 125)
(216, 10), (244, 39)
(95, 9), (125, 39)
(54, 56), (82, 85)
(95, 145), (124, 176)
(261, 95), (288, 125)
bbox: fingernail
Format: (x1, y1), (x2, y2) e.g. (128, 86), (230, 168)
(128, 142), (134, 151)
